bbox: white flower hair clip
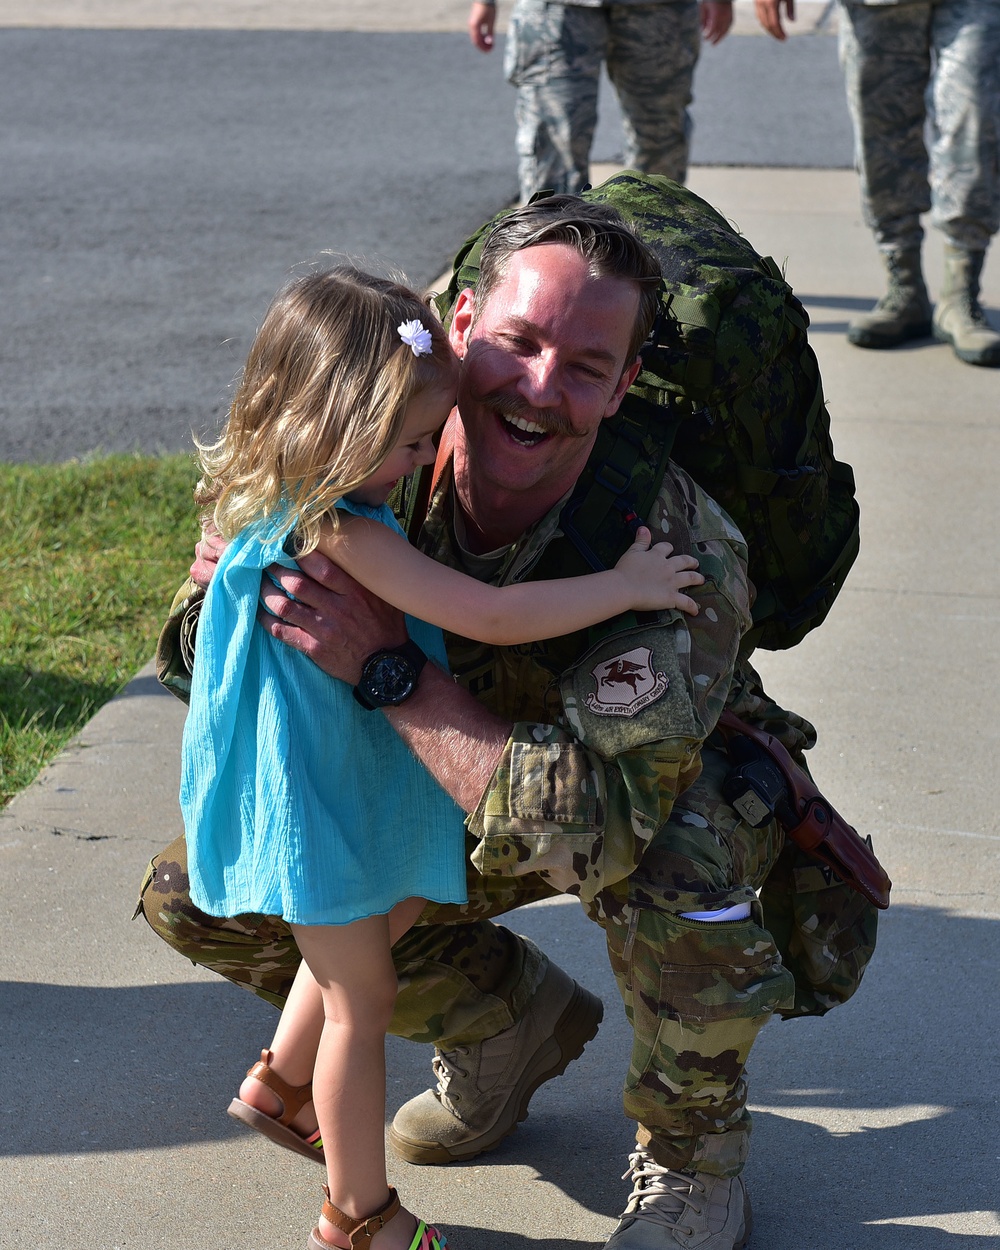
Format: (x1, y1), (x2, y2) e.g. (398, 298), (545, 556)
(397, 319), (434, 357)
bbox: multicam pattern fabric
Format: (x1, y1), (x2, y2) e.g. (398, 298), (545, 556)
(838, 0), (1000, 253)
(596, 751), (791, 1175)
(503, 0), (701, 201)
(436, 458), (751, 902)
(140, 457), (876, 1175)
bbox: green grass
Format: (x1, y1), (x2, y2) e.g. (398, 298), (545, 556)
(0, 454), (199, 806)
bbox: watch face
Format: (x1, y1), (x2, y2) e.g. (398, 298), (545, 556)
(368, 653), (416, 704)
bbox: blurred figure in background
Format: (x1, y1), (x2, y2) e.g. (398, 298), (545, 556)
(468, 0), (734, 202)
(757, 0), (1000, 367)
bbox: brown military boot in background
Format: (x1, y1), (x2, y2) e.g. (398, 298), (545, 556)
(847, 248), (932, 349)
(932, 244), (1000, 367)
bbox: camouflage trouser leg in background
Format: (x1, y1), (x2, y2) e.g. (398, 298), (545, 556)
(838, 0), (1000, 254)
(606, 2), (700, 185)
(504, 0), (700, 203)
(926, 0), (1000, 250)
(137, 749), (790, 1177)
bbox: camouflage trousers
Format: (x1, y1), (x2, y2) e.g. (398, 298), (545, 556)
(503, 0), (701, 202)
(137, 748), (804, 1178)
(838, 0), (1000, 253)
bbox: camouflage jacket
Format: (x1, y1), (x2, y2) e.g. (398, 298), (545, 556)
(418, 455), (782, 903)
(158, 457), (817, 904)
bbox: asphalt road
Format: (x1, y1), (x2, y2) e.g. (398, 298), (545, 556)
(0, 26), (852, 464)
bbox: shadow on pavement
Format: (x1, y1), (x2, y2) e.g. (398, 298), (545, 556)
(1, 978), (279, 1157)
(743, 899), (1000, 1245)
(4, 903), (997, 1245)
(798, 293), (879, 310)
(112, 672), (169, 700)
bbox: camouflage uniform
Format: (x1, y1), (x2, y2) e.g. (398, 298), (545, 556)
(503, 0), (703, 202)
(140, 450), (877, 1179)
(837, 0), (1000, 254)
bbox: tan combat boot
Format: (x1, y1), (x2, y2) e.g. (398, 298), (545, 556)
(604, 1150), (752, 1250)
(932, 244), (1000, 367)
(847, 248), (932, 349)
(387, 960), (603, 1164)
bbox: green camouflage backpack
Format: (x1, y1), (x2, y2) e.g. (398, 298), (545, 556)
(429, 171), (860, 652)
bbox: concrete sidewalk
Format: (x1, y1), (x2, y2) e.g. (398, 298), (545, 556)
(3, 158), (999, 1248)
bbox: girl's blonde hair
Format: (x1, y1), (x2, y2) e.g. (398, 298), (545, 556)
(198, 265), (457, 555)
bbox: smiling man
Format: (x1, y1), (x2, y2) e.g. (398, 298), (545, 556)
(142, 197), (813, 1250)
(445, 237), (649, 560)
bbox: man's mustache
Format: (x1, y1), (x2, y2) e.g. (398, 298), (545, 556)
(485, 393), (587, 439)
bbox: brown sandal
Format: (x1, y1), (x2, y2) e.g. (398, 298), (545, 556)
(227, 1048), (325, 1165)
(308, 1186), (401, 1250)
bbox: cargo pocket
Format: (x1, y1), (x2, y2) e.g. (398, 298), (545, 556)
(761, 842), (880, 1019)
(656, 928), (791, 1025)
(504, 0), (552, 86)
(621, 911), (794, 1117)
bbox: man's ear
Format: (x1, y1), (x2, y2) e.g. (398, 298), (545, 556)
(603, 356), (642, 420)
(449, 288), (476, 357)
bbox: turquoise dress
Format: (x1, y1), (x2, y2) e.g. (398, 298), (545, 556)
(180, 500), (468, 926)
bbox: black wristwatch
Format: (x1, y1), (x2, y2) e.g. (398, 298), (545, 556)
(352, 639), (428, 710)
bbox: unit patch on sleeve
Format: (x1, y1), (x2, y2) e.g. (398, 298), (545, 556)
(586, 646), (668, 718)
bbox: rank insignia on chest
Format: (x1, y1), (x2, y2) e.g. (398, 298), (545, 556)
(586, 646), (669, 718)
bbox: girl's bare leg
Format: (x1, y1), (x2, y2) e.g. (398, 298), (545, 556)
(237, 900), (425, 1138)
(236, 958), (324, 1137)
(292, 914), (421, 1250)
(388, 896), (426, 945)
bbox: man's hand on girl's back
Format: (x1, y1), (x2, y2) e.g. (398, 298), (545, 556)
(258, 549), (407, 684)
(190, 520), (227, 588)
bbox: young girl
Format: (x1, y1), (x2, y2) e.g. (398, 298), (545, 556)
(181, 266), (703, 1250)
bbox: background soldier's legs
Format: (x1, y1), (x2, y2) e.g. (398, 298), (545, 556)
(928, 0), (1000, 251)
(838, 0), (933, 253)
(594, 751), (794, 1178)
(606, 1), (700, 185)
(504, 0), (606, 200)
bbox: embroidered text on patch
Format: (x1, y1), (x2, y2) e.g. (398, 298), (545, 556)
(586, 646), (669, 718)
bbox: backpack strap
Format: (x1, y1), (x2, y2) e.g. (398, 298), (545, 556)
(560, 409), (647, 570)
(656, 289), (719, 396)
(545, 387), (693, 593)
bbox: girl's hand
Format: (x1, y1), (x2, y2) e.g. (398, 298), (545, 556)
(613, 526), (704, 615)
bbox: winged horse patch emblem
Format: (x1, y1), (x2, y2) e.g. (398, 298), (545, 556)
(586, 646), (668, 717)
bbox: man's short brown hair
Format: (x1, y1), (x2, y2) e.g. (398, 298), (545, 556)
(476, 195), (663, 361)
